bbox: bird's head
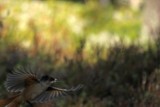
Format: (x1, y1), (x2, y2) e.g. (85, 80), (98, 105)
(40, 75), (57, 83)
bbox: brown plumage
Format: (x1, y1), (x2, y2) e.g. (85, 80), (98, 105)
(5, 96), (22, 107)
(0, 97), (16, 107)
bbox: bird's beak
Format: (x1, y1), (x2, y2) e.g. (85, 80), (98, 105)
(51, 78), (57, 84)
(54, 78), (57, 82)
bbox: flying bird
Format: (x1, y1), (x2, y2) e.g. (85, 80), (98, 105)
(1, 66), (82, 107)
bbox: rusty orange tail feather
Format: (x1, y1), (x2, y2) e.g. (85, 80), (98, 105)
(0, 95), (21, 107)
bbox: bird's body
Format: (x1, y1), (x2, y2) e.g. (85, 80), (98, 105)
(22, 81), (50, 101)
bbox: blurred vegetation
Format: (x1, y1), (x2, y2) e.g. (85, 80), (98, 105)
(0, 0), (160, 107)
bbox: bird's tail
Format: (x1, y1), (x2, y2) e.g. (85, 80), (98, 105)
(0, 95), (21, 107)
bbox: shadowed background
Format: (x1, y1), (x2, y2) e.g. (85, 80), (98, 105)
(0, 0), (160, 107)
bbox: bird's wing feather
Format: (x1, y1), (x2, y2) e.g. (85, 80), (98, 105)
(31, 85), (83, 103)
(4, 66), (39, 93)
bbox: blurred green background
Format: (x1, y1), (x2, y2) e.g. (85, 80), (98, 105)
(0, 0), (160, 107)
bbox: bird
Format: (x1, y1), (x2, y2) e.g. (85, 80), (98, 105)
(1, 66), (83, 107)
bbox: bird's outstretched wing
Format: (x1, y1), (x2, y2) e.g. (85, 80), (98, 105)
(31, 84), (83, 103)
(4, 66), (39, 93)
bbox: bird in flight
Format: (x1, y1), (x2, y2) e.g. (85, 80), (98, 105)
(1, 66), (82, 107)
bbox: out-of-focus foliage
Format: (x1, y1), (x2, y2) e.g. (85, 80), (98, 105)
(0, 0), (160, 107)
(0, 0), (141, 58)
